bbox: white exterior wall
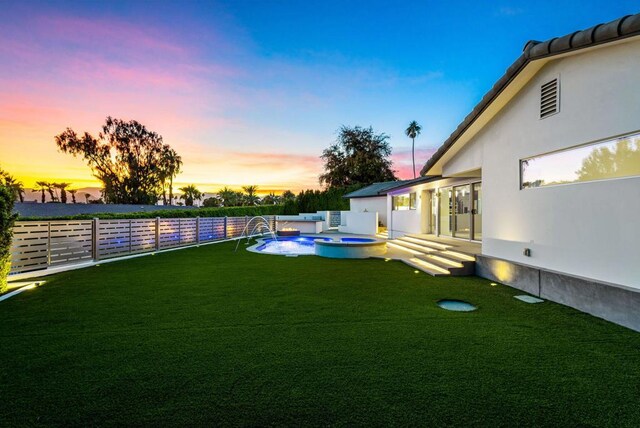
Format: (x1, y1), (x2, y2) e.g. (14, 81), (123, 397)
(442, 39), (640, 289)
(349, 197), (388, 226)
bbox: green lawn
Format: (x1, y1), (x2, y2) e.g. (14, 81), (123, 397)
(1, 241), (640, 427)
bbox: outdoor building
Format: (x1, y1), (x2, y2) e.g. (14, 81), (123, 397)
(357, 14), (640, 330)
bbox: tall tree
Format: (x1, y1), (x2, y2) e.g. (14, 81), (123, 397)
(34, 181), (48, 203)
(55, 182), (70, 203)
(159, 146), (182, 205)
(84, 193), (92, 204)
(179, 185), (203, 206)
(405, 120), (422, 179)
(0, 169), (19, 293)
(242, 185), (259, 206)
(55, 116), (180, 204)
(45, 182), (57, 202)
(68, 189), (78, 203)
(320, 126), (397, 188)
(3, 175), (25, 203)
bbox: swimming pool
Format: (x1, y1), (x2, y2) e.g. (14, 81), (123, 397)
(254, 236), (331, 255)
(251, 235), (385, 258)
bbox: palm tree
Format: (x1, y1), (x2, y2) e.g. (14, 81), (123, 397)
(68, 189), (78, 203)
(405, 120), (422, 179)
(55, 182), (70, 203)
(35, 181), (48, 203)
(179, 185), (203, 207)
(84, 193), (92, 204)
(217, 187), (238, 207)
(160, 147), (182, 205)
(45, 182), (57, 202)
(242, 185), (259, 206)
(3, 176), (25, 202)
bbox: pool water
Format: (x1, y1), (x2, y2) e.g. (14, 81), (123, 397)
(255, 236), (331, 255)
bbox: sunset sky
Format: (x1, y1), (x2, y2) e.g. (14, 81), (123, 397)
(1, 0), (637, 196)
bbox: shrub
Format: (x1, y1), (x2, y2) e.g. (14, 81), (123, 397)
(18, 205), (285, 221)
(0, 183), (18, 293)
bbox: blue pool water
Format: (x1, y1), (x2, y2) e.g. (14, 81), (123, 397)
(340, 237), (376, 243)
(255, 236), (331, 255)
(437, 300), (478, 312)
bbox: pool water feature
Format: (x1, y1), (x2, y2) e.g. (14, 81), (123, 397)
(437, 299), (478, 312)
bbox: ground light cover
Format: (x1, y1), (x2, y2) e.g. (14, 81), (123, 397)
(1, 241), (639, 426)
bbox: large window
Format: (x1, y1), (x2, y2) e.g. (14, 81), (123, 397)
(392, 193), (416, 211)
(521, 132), (640, 189)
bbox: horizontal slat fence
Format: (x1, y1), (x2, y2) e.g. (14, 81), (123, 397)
(9, 215), (276, 275)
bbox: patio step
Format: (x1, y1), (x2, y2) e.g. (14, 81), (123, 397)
(375, 230), (388, 239)
(403, 257), (450, 276)
(389, 234), (476, 276)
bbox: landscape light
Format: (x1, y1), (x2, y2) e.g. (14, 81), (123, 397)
(491, 282), (497, 286)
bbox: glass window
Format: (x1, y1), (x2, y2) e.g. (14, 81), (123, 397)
(521, 132), (640, 189)
(392, 193), (416, 211)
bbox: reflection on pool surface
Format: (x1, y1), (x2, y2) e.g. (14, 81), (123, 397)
(255, 236), (331, 255)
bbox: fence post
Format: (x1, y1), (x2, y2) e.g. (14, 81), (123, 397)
(196, 216), (200, 244)
(224, 216), (228, 240)
(128, 219), (132, 253)
(93, 218), (100, 261)
(47, 221), (52, 266)
(155, 217), (160, 251)
(178, 218), (182, 245)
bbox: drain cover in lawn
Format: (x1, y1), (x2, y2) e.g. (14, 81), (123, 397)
(514, 295), (544, 304)
(437, 300), (477, 312)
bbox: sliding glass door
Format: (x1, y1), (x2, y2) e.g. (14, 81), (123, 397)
(472, 183), (482, 241)
(453, 185), (471, 239)
(436, 182), (481, 241)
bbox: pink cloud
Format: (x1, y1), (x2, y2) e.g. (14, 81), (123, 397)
(392, 147), (437, 179)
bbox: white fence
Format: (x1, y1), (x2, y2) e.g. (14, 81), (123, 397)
(9, 216), (276, 275)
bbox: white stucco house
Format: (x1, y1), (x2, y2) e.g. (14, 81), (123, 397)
(350, 14), (640, 331)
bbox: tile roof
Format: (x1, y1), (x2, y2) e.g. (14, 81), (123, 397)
(420, 13), (640, 176)
(343, 181), (410, 198)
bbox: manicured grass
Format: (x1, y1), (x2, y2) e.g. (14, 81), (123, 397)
(1, 241), (640, 427)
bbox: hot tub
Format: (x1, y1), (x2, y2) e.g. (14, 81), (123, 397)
(314, 237), (387, 259)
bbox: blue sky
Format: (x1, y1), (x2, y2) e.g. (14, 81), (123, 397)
(2, 0), (638, 191)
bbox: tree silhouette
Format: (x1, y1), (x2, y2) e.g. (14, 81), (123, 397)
(320, 126), (397, 188)
(179, 185), (203, 206)
(405, 121), (422, 179)
(55, 117), (181, 204)
(35, 181), (48, 203)
(242, 185), (259, 206)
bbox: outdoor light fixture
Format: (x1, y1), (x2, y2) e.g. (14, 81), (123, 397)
(523, 248), (531, 257)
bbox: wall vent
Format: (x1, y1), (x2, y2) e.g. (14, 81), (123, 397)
(540, 78), (559, 119)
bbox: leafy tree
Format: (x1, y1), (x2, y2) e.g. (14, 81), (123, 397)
(179, 185), (203, 206)
(576, 139), (640, 181)
(262, 192), (281, 205)
(282, 190), (295, 201)
(320, 126), (397, 188)
(202, 196), (222, 208)
(218, 187), (243, 207)
(55, 117), (181, 204)
(35, 181), (48, 203)
(68, 189), (78, 203)
(405, 120), (422, 179)
(242, 185), (259, 206)
(0, 169), (19, 293)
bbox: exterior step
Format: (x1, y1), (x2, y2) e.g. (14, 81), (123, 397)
(388, 239), (435, 254)
(403, 258), (450, 276)
(386, 241), (426, 255)
(405, 235), (450, 250)
(397, 236), (448, 251)
(416, 253), (475, 276)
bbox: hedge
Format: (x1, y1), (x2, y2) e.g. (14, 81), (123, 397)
(17, 205), (285, 221)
